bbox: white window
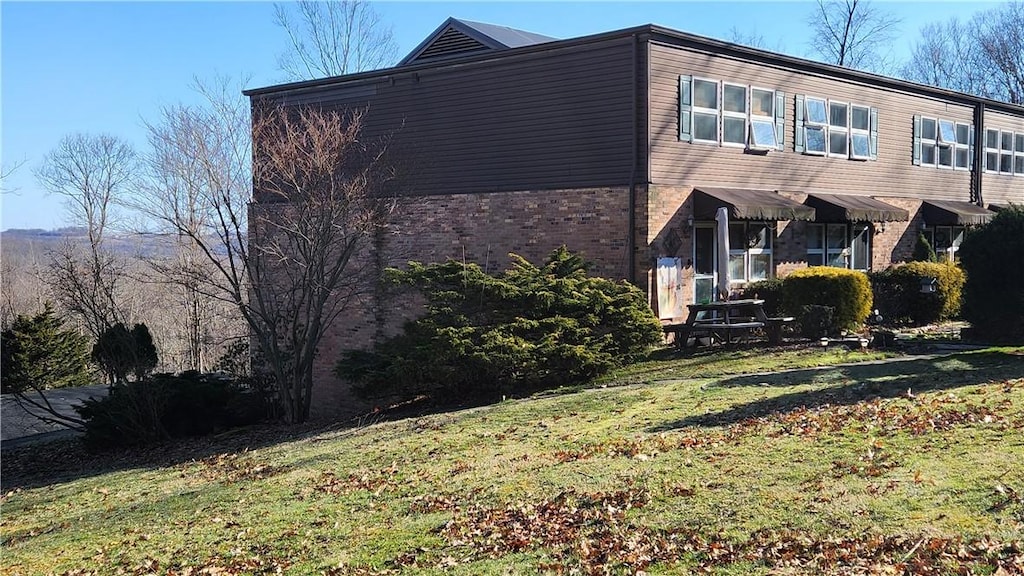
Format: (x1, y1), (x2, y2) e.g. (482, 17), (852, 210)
(806, 223), (872, 271)
(954, 123), (972, 170)
(1015, 133), (1024, 175)
(728, 221), (773, 283)
(937, 119), (955, 168)
(828, 101), (849, 157)
(920, 117), (938, 166)
(749, 87), (778, 149)
(850, 105), (871, 160)
(804, 97), (828, 155)
(722, 83), (748, 147)
(1001, 130), (1014, 174)
(985, 129), (1000, 172)
(692, 78), (719, 143)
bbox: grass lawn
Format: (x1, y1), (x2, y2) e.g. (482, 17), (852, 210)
(2, 345), (1023, 575)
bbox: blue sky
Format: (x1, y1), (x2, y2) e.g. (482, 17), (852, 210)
(1, 1), (999, 231)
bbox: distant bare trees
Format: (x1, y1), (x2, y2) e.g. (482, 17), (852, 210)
(807, 0), (902, 71)
(274, 0), (398, 80)
(35, 134), (137, 338)
(903, 2), (1024, 104)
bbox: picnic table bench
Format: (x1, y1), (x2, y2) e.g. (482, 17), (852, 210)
(663, 299), (795, 348)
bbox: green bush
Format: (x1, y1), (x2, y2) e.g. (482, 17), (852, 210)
(92, 323), (159, 384)
(76, 372), (267, 448)
(781, 267), (872, 333)
(1, 304), (93, 395)
(959, 205), (1024, 342)
(337, 247), (663, 401)
(868, 262), (964, 326)
(740, 279), (784, 317)
(912, 232), (938, 262)
(797, 304), (835, 339)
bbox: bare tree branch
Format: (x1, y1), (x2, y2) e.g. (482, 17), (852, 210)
(807, 0), (902, 71)
(274, 0), (398, 81)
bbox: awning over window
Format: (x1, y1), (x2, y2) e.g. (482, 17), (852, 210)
(693, 187), (816, 221)
(922, 200), (996, 226)
(804, 193), (909, 222)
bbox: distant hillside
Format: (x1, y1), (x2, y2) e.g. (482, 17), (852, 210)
(2, 228), (187, 258)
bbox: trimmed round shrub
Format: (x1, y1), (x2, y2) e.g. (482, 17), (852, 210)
(869, 262), (964, 326)
(958, 205), (1024, 342)
(781, 267), (872, 333)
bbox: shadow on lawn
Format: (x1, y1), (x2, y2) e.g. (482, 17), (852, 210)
(649, 349), (1024, 432)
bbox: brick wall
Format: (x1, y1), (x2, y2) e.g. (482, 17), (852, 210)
(307, 186), (632, 419)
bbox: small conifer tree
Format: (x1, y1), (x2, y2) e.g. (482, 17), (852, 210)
(912, 232), (937, 262)
(1, 303), (93, 395)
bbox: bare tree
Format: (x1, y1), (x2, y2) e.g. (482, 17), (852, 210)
(35, 134), (137, 338)
(274, 0), (398, 80)
(136, 84), (396, 422)
(807, 0), (902, 71)
(1, 158), (27, 194)
(903, 3), (1024, 104)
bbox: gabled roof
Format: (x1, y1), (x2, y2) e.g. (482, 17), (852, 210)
(399, 17), (557, 65)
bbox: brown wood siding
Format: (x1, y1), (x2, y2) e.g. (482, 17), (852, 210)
(648, 42), (980, 203)
(981, 110), (1024, 205)
(262, 36), (638, 196)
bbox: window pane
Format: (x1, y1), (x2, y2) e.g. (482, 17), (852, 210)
(751, 119), (777, 147)
(922, 143), (937, 165)
(987, 151), (999, 171)
(938, 120), (955, 143)
(830, 130), (848, 156)
(828, 251), (847, 267)
(694, 112), (718, 141)
(934, 227), (951, 250)
(1001, 131), (1014, 151)
(723, 116), (746, 144)
(987, 129), (999, 149)
(747, 223), (770, 249)
(807, 253), (825, 267)
(951, 227), (965, 248)
(827, 224), (847, 251)
(750, 253), (771, 281)
(851, 106), (870, 131)
(806, 126), (826, 152)
(751, 89), (773, 116)
(729, 223), (746, 249)
(695, 277), (714, 304)
(938, 145), (953, 167)
(806, 225), (823, 249)
(723, 84), (746, 113)
(694, 227), (714, 275)
(1001, 153), (1013, 173)
(956, 123), (970, 145)
(851, 133), (869, 158)
(829, 102), (848, 127)
(728, 252), (746, 281)
(922, 118), (936, 140)
(1016, 156), (1024, 175)
(693, 79), (718, 109)
(806, 98), (827, 124)
(1016, 133), (1024, 152)
(956, 148), (970, 169)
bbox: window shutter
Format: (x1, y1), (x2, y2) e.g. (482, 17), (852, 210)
(869, 107), (879, 160)
(679, 75), (692, 142)
(912, 115), (922, 165)
(775, 91), (786, 150)
(794, 94), (805, 153)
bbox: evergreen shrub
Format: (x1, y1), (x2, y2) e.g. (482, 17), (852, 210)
(1, 304), (93, 395)
(959, 205), (1024, 342)
(336, 247), (663, 401)
(868, 262), (964, 326)
(781, 267), (872, 333)
(76, 372), (267, 448)
(741, 279), (784, 317)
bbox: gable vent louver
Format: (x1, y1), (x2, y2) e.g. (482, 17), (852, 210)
(415, 27), (490, 61)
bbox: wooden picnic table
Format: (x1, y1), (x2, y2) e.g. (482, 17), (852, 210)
(663, 299), (793, 348)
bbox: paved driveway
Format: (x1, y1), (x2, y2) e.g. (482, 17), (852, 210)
(1, 385), (109, 443)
